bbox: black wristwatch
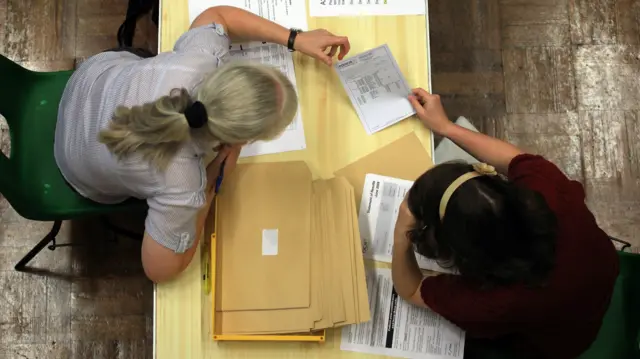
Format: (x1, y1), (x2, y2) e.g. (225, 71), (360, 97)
(287, 28), (302, 52)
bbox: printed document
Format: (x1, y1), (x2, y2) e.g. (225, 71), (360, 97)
(310, 0), (426, 17)
(341, 267), (465, 359)
(189, 0), (308, 30)
(335, 45), (415, 135)
(226, 42), (306, 157)
(358, 174), (456, 274)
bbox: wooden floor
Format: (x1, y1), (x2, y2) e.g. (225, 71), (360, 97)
(0, 0), (639, 358)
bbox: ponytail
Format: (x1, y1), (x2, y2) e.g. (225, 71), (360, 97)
(99, 62), (299, 171)
(98, 89), (193, 170)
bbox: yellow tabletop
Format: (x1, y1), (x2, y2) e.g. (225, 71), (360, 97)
(154, 1), (433, 358)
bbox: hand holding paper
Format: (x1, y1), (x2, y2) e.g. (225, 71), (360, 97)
(408, 88), (454, 136)
(334, 45), (415, 135)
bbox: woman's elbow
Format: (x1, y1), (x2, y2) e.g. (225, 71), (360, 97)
(141, 234), (195, 283)
(143, 264), (183, 284)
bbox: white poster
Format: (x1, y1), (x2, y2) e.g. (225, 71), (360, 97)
(189, 0), (308, 30)
(310, 0), (426, 18)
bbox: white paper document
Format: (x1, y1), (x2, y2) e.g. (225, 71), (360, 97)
(341, 267), (465, 359)
(310, 0), (426, 17)
(335, 45), (415, 135)
(358, 174), (456, 274)
(226, 42), (307, 157)
(188, 0), (308, 30)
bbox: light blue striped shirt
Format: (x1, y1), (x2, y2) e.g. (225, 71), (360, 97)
(55, 24), (229, 253)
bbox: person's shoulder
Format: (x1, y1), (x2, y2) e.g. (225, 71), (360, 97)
(74, 51), (141, 75)
(157, 145), (207, 201)
(507, 154), (585, 210)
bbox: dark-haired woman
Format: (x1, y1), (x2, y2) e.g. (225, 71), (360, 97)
(391, 88), (619, 359)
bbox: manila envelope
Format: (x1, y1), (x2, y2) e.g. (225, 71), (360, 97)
(335, 132), (433, 208)
(216, 161), (312, 312)
(216, 185), (322, 335)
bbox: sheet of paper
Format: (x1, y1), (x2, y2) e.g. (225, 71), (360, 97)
(358, 174), (456, 274)
(226, 42), (307, 157)
(335, 44), (415, 135)
(189, 0), (308, 30)
(341, 267), (465, 359)
(310, 0), (426, 17)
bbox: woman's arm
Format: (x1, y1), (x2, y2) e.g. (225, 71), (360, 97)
(391, 199), (430, 308)
(191, 6), (289, 45)
(392, 236), (428, 307)
(140, 146), (238, 283)
(191, 6), (350, 65)
(408, 88), (523, 174)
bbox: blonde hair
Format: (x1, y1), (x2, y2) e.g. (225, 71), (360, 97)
(98, 62), (298, 170)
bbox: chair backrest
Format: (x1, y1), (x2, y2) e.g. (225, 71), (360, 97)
(578, 251), (640, 359)
(0, 55), (74, 218)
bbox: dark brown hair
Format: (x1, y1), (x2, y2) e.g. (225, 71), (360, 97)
(406, 162), (558, 288)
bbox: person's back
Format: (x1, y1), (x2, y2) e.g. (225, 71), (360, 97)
(512, 157), (618, 357)
(391, 88), (619, 358)
(53, 5), (353, 283)
(55, 25), (229, 204)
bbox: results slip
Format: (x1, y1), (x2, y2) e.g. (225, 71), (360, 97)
(335, 44), (415, 135)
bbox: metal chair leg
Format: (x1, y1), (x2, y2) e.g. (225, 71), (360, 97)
(609, 236), (631, 252)
(14, 220), (62, 271)
(101, 216), (144, 242)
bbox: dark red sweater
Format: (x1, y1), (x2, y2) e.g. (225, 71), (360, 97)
(420, 154), (619, 358)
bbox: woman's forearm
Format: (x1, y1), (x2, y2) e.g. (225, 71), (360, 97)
(180, 189), (215, 271)
(392, 237), (424, 300)
(210, 6), (289, 45)
(441, 123), (524, 174)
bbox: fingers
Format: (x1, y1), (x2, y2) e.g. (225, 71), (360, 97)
(411, 88), (431, 101)
(227, 146), (241, 162)
(337, 37), (351, 59)
(321, 35), (350, 64)
(212, 145), (232, 165)
(317, 52), (333, 66)
(407, 95), (425, 115)
(327, 45), (338, 58)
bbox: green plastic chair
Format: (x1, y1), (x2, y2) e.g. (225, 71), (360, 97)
(0, 54), (146, 270)
(578, 250), (640, 359)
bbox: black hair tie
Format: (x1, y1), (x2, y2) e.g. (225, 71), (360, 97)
(184, 101), (208, 129)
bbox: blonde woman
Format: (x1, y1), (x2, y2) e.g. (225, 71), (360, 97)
(54, 6), (351, 283)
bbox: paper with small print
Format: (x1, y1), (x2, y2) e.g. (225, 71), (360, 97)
(310, 0), (426, 17)
(358, 174), (456, 274)
(335, 45), (415, 135)
(226, 42), (307, 157)
(341, 267), (465, 359)
(188, 0), (308, 30)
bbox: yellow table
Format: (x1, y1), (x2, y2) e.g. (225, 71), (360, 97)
(154, 1), (433, 358)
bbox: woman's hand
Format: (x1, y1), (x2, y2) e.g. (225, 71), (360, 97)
(206, 144), (242, 194)
(220, 144), (242, 176)
(408, 88), (453, 136)
(295, 29), (350, 66)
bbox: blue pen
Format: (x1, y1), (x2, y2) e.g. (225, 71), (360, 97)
(215, 159), (226, 194)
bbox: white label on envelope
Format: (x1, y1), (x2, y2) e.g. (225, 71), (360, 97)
(262, 229), (279, 256)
